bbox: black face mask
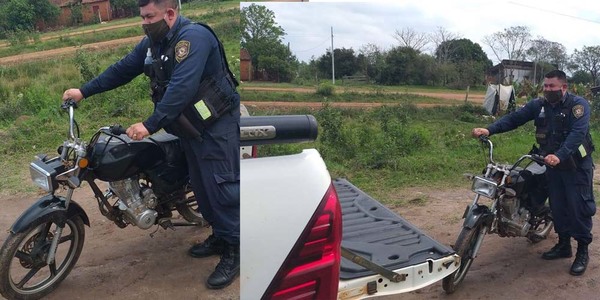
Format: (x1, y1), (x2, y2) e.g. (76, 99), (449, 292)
(143, 19), (170, 43)
(544, 90), (563, 104)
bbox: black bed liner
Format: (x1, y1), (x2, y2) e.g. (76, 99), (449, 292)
(334, 178), (455, 280)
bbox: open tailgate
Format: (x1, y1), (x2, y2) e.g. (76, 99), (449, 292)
(334, 178), (460, 299)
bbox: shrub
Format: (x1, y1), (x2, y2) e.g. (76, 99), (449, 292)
(316, 82), (335, 96)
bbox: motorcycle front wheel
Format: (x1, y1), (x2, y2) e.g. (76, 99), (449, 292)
(442, 224), (485, 294)
(0, 215), (85, 300)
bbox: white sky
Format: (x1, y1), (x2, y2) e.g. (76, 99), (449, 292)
(241, 0), (600, 64)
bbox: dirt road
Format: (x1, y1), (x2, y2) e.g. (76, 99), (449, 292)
(1, 176), (599, 299)
(0, 36), (144, 66)
(0, 23), (139, 49)
(0, 187), (239, 300)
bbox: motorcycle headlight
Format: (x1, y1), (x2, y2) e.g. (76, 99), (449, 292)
(29, 158), (58, 193)
(471, 176), (498, 198)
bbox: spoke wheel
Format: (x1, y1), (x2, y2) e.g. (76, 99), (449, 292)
(0, 215), (85, 300)
(442, 225), (485, 294)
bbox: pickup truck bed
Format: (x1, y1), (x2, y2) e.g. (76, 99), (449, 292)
(335, 178), (454, 279)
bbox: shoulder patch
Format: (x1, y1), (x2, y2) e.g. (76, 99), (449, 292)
(175, 40), (190, 63)
(573, 104), (585, 119)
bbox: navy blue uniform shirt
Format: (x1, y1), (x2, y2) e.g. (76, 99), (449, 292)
(80, 16), (227, 133)
(487, 93), (591, 163)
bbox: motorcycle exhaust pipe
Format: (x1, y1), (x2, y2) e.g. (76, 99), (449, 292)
(240, 115), (318, 146)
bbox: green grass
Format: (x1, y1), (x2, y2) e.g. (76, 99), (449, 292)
(0, 0), (240, 58)
(0, 1), (239, 194)
(240, 89), (461, 104)
(241, 81), (487, 95)
(247, 105), (600, 205)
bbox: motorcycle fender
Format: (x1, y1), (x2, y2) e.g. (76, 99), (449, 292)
(10, 194), (90, 234)
(462, 204), (491, 229)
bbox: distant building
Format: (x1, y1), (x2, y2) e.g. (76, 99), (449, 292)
(240, 48), (253, 82)
(50, 0), (111, 26)
(488, 60), (534, 84)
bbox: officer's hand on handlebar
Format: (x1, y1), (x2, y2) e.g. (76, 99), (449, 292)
(544, 154), (561, 167)
(62, 89), (84, 103)
(472, 128), (489, 138)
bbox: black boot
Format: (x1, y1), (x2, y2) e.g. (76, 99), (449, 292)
(206, 243), (240, 289)
(188, 234), (226, 258)
(542, 235), (572, 260)
(570, 242), (589, 276)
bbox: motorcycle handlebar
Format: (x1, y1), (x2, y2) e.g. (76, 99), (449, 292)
(61, 99), (78, 110)
(109, 125), (127, 135)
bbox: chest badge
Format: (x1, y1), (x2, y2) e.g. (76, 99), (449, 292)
(175, 40), (190, 63)
(572, 104), (584, 119)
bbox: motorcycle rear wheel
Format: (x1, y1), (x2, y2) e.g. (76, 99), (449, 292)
(0, 215), (85, 300)
(442, 224), (485, 294)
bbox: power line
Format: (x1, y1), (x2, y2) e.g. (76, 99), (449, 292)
(291, 38), (330, 52)
(507, 1), (600, 25)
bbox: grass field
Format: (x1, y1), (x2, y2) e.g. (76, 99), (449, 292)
(0, 0), (239, 195)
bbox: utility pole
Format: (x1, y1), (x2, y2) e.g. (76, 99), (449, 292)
(331, 26), (335, 85)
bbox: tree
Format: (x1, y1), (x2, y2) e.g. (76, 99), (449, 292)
(0, 0), (59, 33)
(393, 27), (428, 52)
(379, 46), (421, 85)
(241, 4), (297, 82)
(317, 48), (359, 79)
(483, 26), (532, 63)
(358, 43), (385, 82)
(110, 0), (138, 18)
(0, 0), (34, 31)
(241, 3), (284, 67)
(429, 26), (461, 63)
(433, 38), (491, 87)
(570, 46), (600, 85)
(570, 70), (594, 84)
(527, 37), (567, 68)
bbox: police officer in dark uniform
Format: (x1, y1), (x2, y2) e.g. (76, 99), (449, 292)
(472, 70), (595, 276)
(62, 0), (240, 289)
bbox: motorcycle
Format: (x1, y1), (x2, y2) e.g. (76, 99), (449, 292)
(0, 100), (205, 300)
(442, 136), (554, 294)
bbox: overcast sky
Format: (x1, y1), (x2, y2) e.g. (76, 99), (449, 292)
(241, 0), (600, 64)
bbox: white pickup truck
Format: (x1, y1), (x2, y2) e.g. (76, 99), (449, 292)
(240, 115), (460, 299)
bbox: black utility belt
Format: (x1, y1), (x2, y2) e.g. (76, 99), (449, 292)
(168, 76), (234, 140)
(188, 76), (234, 126)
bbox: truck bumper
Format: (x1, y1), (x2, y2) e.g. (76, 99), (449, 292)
(338, 254), (460, 299)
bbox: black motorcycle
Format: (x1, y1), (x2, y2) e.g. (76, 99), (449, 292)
(442, 136), (554, 294)
(0, 100), (204, 300)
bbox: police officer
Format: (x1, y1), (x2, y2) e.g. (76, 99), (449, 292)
(62, 0), (240, 289)
(472, 70), (595, 276)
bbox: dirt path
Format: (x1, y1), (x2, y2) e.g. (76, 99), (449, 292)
(2, 175), (599, 299)
(0, 36), (144, 66)
(0, 187), (238, 300)
(0, 23), (139, 49)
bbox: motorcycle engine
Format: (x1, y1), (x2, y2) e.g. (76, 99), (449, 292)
(498, 192), (531, 237)
(109, 177), (158, 229)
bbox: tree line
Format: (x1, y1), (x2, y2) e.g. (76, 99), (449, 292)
(242, 4), (600, 88)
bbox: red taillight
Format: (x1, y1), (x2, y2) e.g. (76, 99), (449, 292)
(252, 145), (258, 158)
(263, 183), (342, 300)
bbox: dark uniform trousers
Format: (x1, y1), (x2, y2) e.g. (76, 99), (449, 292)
(546, 155), (596, 245)
(181, 104), (240, 246)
